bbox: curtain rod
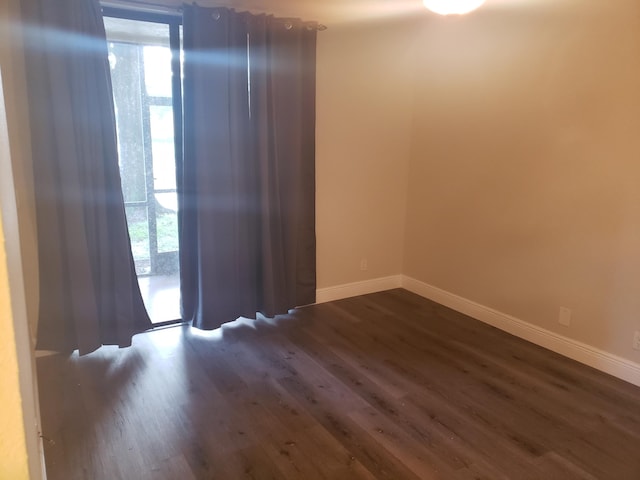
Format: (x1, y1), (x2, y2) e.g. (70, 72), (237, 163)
(100, 1), (328, 30)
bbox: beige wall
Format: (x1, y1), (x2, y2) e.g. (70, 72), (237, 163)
(404, 0), (640, 362)
(316, 20), (416, 288)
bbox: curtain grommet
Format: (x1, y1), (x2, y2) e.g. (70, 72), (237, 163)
(212, 12), (221, 20)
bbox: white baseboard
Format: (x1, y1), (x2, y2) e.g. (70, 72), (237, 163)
(401, 275), (640, 388)
(316, 275), (402, 304)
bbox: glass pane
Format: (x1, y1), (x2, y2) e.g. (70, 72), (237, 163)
(104, 17), (170, 47)
(144, 46), (173, 97)
(155, 192), (178, 254)
(108, 40), (147, 203)
(150, 105), (176, 190)
(125, 206), (150, 275)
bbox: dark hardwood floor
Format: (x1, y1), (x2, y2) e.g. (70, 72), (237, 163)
(37, 289), (640, 479)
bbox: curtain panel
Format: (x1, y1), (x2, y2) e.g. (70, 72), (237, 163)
(22, 0), (151, 354)
(181, 5), (317, 330)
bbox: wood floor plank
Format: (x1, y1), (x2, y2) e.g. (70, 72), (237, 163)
(37, 289), (640, 479)
(277, 374), (424, 480)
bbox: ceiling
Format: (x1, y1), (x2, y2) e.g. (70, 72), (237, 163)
(104, 0), (573, 26)
(105, 0), (437, 24)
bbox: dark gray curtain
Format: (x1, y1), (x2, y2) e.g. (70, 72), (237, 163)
(22, 0), (151, 354)
(248, 14), (317, 317)
(181, 5), (316, 330)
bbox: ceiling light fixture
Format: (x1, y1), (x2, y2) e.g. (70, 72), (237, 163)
(422, 0), (486, 15)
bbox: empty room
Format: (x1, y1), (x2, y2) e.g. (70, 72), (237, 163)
(1, 0), (640, 478)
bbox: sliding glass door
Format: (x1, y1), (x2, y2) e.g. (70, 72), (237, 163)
(104, 10), (182, 324)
